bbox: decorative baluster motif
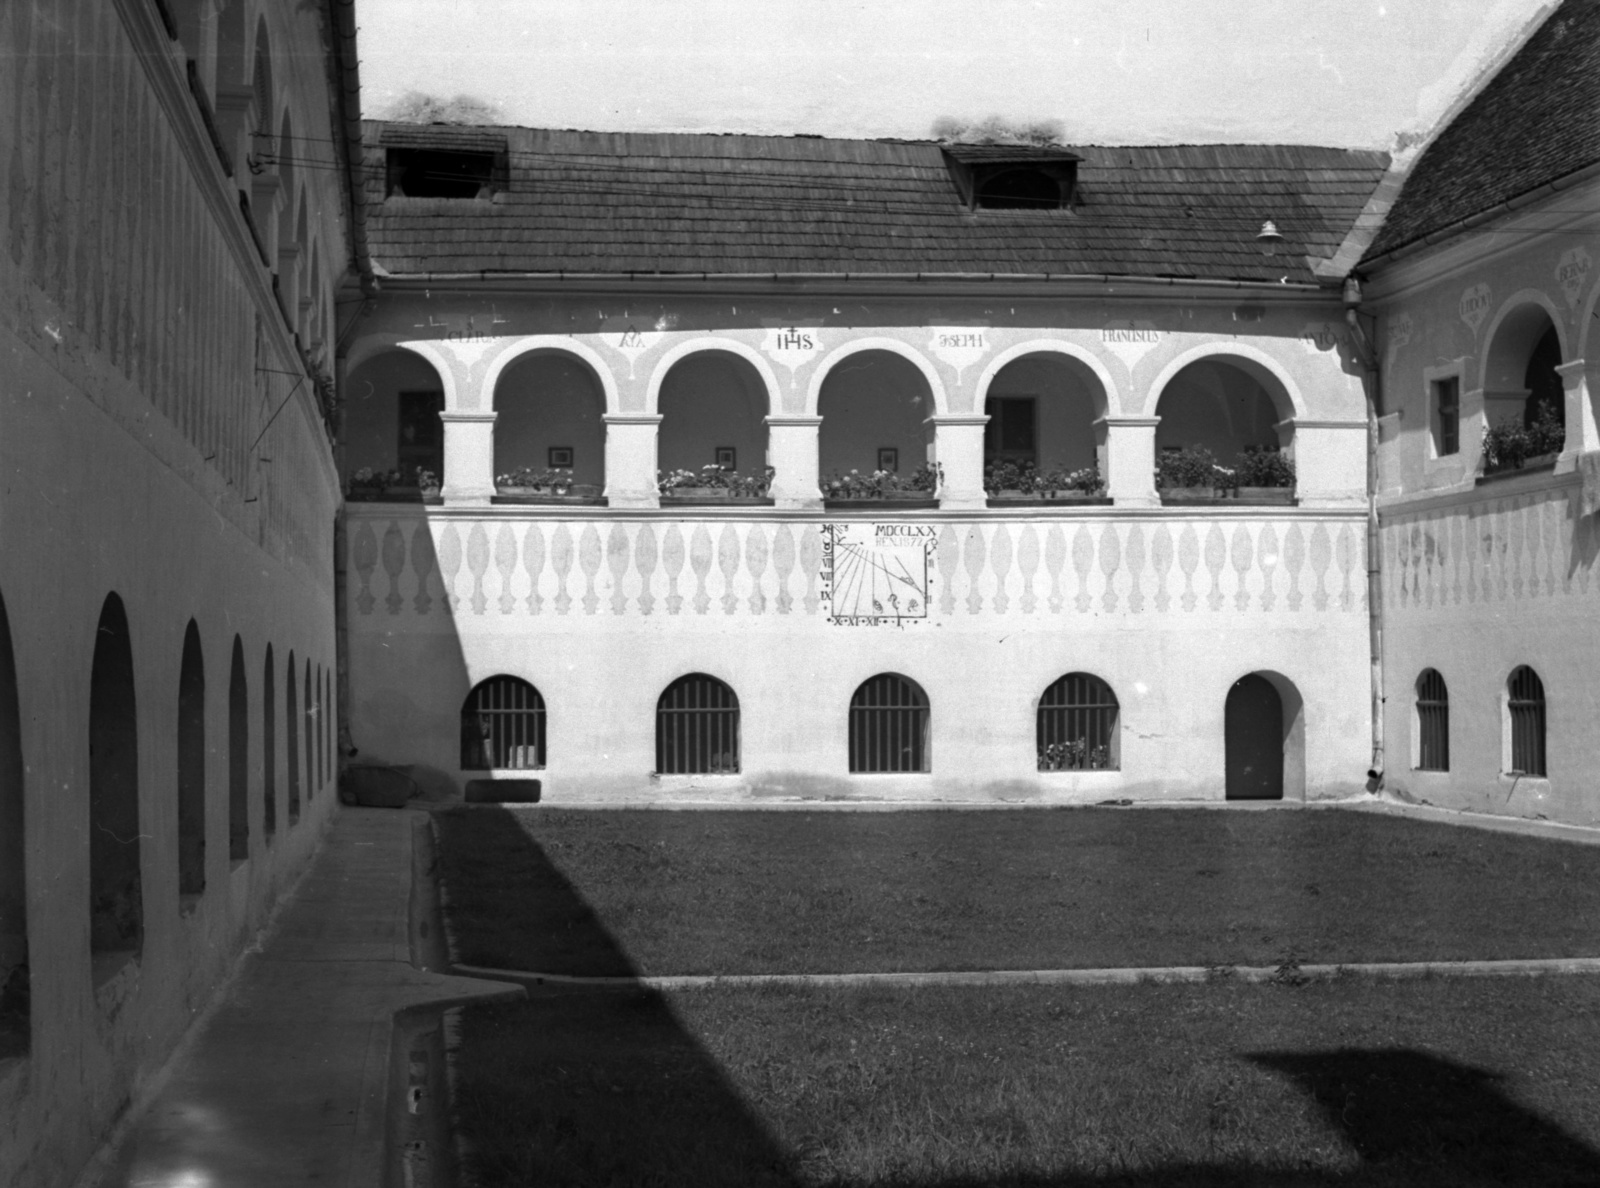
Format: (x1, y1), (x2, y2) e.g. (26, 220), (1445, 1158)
(1229, 524), (1253, 612)
(411, 522), (436, 616)
(662, 524), (686, 614)
(352, 521), (377, 615)
(1203, 525), (1227, 612)
(1309, 523), (1332, 611)
(437, 523), (463, 613)
(963, 525), (987, 614)
(989, 525), (1012, 614)
(635, 523), (658, 615)
(606, 524), (631, 615)
(1123, 523), (1146, 614)
(1151, 523), (1174, 613)
(1044, 525), (1066, 614)
(495, 524), (518, 615)
(936, 526), (959, 615)
(745, 524), (769, 615)
(771, 524), (795, 614)
(1178, 523), (1200, 613)
(799, 524), (821, 615)
(1099, 523), (1121, 613)
(466, 523), (490, 615)
(1336, 523), (1359, 612)
(522, 523), (545, 614)
(1071, 525), (1094, 613)
(382, 521), (407, 615)
(689, 525), (713, 615)
(550, 524), (574, 615)
(717, 524), (741, 615)
(578, 525), (603, 615)
(1016, 524), (1040, 614)
(1256, 523), (1278, 613)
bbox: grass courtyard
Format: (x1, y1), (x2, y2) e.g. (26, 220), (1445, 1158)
(435, 806), (1600, 1186)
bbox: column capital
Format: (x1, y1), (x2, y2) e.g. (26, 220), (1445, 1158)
(1555, 358), (1591, 382)
(764, 414), (823, 427)
(929, 413), (989, 427)
(603, 412), (663, 426)
(1094, 416), (1161, 428)
(439, 409), (497, 423)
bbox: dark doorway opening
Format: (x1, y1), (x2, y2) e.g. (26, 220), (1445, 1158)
(90, 593), (143, 982)
(1225, 673), (1283, 801)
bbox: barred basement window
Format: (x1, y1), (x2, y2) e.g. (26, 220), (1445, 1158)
(849, 674), (930, 773)
(656, 674), (739, 774)
(1037, 673), (1119, 770)
(461, 676), (546, 770)
(1414, 669), (1449, 771)
(1507, 666), (1546, 776)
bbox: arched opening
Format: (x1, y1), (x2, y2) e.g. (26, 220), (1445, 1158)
(315, 663), (324, 789)
(492, 350), (607, 493)
(1483, 307), (1565, 467)
(819, 351), (935, 484)
(262, 645), (276, 841)
(1224, 673), (1292, 801)
(461, 677), (547, 770)
(0, 592), (28, 1057)
(324, 667), (333, 786)
(303, 663), (314, 801)
(229, 638), (248, 863)
(286, 652), (300, 824)
(1037, 673), (1119, 770)
(1505, 666), (1547, 777)
(984, 354), (1107, 490)
(177, 621), (207, 903)
(658, 351), (770, 485)
(655, 675), (739, 775)
(90, 594), (143, 980)
(849, 674), (930, 773)
(1413, 669), (1449, 772)
(1155, 358), (1293, 490)
(344, 349), (445, 495)
(273, 110), (295, 264)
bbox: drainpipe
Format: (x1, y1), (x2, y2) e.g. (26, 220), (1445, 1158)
(1343, 276), (1384, 792)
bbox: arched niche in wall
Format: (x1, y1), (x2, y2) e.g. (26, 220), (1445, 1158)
(228, 637), (248, 865)
(1483, 302), (1565, 443)
(90, 594), (143, 984)
(303, 664), (314, 802)
(177, 621), (206, 905)
(658, 351), (770, 479)
(981, 353), (1108, 477)
(1154, 356), (1291, 464)
(818, 350), (935, 480)
(344, 349), (447, 491)
(262, 644), (276, 841)
(285, 652), (300, 824)
(0, 590), (27, 1057)
(492, 349), (607, 490)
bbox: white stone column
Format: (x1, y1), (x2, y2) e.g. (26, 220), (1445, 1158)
(765, 415), (822, 509)
(1289, 420), (1369, 507)
(1097, 416), (1160, 508)
(439, 410), (497, 506)
(931, 414), (988, 510)
(1556, 359), (1598, 466)
(604, 413), (662, 509)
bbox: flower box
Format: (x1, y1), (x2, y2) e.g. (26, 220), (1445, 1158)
(824, 495), (939, 510)
(1479, 451), (1559, 481)
(348, 485), (441, 504)
(988, 490), (1111, 505)
(1160, 486), (1294, 506)
(659, 488), (774, 505)
(494, 484), (605, 506)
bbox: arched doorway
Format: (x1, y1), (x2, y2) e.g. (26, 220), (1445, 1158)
(983, 353), (1107, 485)
(343, 349), (446, 494)
(1482, 305), (1565, 466)
(177, 621), (206, 903)
(818, 351), (934, 482)
(493, 350), (607, 491)
(658, 351), (770, 481)
(229, 637), (249, 863)
(1155, 357), (1293, 490)
(1225, 674), (1283, 800)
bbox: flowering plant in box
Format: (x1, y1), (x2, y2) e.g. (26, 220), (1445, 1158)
(984, 461), (1104, 496)
(657, 465), (774, 496)
(497, 466), (574, 493)
(1482, 405), (1565, 473)
(824, 462), (941, 498)
(1228, 446), (1295, 489)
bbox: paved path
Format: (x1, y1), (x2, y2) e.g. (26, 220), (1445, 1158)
(80, 808), (521, 1188)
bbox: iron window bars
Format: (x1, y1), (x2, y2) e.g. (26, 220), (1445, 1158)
(849, 674), (930, 773)
(1038, 673), (1120, 770)
(461, 676), (547, 770)
(656, 674), (740, 774)
(1415, 669), (1449, 771)
(1508, 665), (1546, 776)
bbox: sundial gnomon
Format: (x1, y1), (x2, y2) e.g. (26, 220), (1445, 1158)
(821, 523), (934, 625)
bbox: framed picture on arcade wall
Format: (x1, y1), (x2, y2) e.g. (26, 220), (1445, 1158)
(878, 447), (899, 472)
(715, 446), (737, 470)
(548, 446), (573, 468)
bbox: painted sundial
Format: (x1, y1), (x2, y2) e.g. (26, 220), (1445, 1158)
(821, 523), (935, 625)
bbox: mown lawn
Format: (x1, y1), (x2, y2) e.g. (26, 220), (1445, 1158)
(433, 806), (1600, 975)
(452, 976), (1600, 1187)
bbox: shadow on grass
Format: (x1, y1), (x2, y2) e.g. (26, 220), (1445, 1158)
(446, 809), (1600, 1186)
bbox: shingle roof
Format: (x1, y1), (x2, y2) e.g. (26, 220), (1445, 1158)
(1365, 0), (1600, 261)
(362, 122), (1388, 284)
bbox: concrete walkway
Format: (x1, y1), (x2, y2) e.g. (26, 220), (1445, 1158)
(79, 808), (521, 1188)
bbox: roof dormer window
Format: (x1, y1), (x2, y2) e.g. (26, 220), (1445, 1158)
(385, 147), (500, 199)
(942, 145), (1079, 212)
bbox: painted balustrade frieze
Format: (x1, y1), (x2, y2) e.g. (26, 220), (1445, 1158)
(345, 510), (1373, 624)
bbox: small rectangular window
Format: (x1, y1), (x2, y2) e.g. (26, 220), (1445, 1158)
(1432, 377), (1460, 456)
(386, 147), (499, 199)
(397, 390), (444, 481)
